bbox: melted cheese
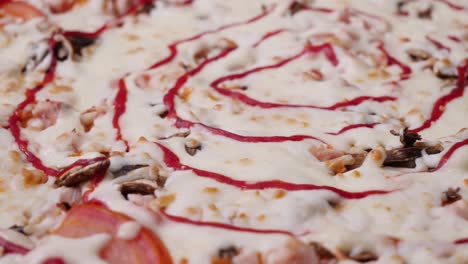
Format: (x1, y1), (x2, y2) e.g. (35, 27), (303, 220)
(0, 0), (467, 263)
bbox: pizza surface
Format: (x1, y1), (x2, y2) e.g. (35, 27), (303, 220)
(0, 0), (467, 263)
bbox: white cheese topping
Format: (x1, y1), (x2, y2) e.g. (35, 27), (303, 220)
(0, 0), (467, 263)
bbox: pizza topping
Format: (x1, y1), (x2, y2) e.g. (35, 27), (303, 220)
(55, 158), (110, 187)
(184, 138), (202, 156)
(64, 33), (97, 57)
(417, 5), (433, 19)
(211, 246), (239, 263)
(53, 203), (173, 264)
(80, 106), (107, 132)
(406, 49), (431, 62)
(112, 164), (149, 177)
(119, 181), (156, 199)
(22, 41), (50, 73)
(0, 1), (44, 27)
(308, 242), (337, 262)
(288, 1), (307, 16)
(384, 129), (443, 168)
(8, 226), (27, 236)
(347, 250), (378, 262)
(442, 187), (462, 206)
(56, 202), (72, 211)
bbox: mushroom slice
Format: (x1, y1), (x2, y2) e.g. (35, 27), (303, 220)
(347, 250), (378, 262)
(309, 242), (337, 262)
(441, 187), (462, 206)
(120, 180), (157, 199)
(112, 164), (149, 177)
(406, 49), (431, 62)
(384, 147), (422, 167)
(55, 158), (110, 187)
(185, 138), (202, 156)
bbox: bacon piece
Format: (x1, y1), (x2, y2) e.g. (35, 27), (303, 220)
(53, 203), (173, 264)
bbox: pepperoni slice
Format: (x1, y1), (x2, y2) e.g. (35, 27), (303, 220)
(47, 0), (76, 14)
(0, 1), (44, 25)
(53, 203), (173, 264)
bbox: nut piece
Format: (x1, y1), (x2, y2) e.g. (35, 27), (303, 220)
(55, 158), (110, 187)
(120, 181), (156, 199)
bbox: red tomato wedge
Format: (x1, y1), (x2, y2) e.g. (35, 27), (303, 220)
(0, 1), (44, 25)
(53, 203), (173, 264)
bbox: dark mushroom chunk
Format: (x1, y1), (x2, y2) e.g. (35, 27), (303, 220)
(384, 147), (422, 168)
(65, 33), (96, 57)
(425, 144), (443, 155)
(406, 49), (431, 62)
(193, 46), (210, 64)
(156, 174), (168, 188)
(348, 251), (378, 262)
(392, 128), (421, 148)
(120, 181), (156, 199)
(9, 225), (27, 235)
(396, 1), (408, 15)
(158, 110), (169, 118)
(346, 153), (367, 171)
(185, 139), (202, 156)
(138, 2), (155, 14)
(21, 42), (50, 73)
(112, 164), (149, 177)
(55, 158), (110, 187)
(417, 5), (433, 19)
(56, 202), (72, 211)
(309, 242), (337, 262)
(384, 128), (443, 168)
(289, 1), (307, 15)
(441, 187), (462, 206)
(434, 65), (458, 80)
(53, 41), (69, 61)
(158, 131), (191, 140)
(217, 246), (239, 260)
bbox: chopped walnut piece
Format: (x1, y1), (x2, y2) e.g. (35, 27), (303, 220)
(325, 155), (355, 174)
(21, 168), (47, 187)
(80, 106), (106, 132)
(442, 187), (462, 206)
(151, 194), (176, 209)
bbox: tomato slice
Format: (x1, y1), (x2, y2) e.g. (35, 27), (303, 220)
(0, 1), (44, 25)
(53, 203), (173, 264)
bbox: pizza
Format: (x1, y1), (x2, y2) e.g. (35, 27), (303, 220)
(0, 0), (467, 263)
